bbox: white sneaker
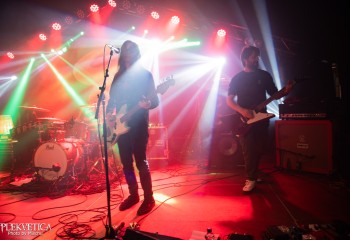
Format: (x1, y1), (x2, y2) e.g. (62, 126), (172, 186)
(243, 180), (256, 192)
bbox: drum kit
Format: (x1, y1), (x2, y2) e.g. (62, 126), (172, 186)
(12, 105), (105, 182)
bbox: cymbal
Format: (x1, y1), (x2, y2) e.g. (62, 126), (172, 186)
(79, 103), (97, 108)
(18, 106), (50, 112)
(36, 117), (65, 124)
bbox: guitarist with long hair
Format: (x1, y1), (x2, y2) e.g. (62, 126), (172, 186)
(226, 45), (293, 193)
(106, 40), (159, 215)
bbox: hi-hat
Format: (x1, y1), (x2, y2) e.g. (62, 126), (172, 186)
(79, 103), (97, 109)
(18, 106), (50, 112)
(36, 117), (65, 124)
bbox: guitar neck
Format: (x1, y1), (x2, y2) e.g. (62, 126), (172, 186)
(254, 86), (287, 112)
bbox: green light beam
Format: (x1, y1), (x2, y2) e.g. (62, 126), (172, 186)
(3, 58), (35, 124)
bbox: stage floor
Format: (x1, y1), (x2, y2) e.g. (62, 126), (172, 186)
(1, 154), (350, 240)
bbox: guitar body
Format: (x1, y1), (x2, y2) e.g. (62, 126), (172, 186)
(107, 105), (130, 145)
(246, 112), (275, 125)
(224, 77), (301, 136)
(225, 111), (275, 136)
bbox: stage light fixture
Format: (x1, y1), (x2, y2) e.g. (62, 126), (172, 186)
(122, 0), (131, 10)
(136, 4), (146, 15)
(217, 29), (226, 37)
(76, 9), (85, 19)
(171, 15), (180, 25)
(64, 16), (73, 25)
(108, 0), (117, 8)
(7, 52), (14, 59)
(151, 11), (160, 19)
(39, 33), (47, 41)
(90, 4), (99, 12)
(52, 22), (61, 31)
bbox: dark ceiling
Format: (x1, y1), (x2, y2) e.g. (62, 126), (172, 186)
(0, 0), (348, 96)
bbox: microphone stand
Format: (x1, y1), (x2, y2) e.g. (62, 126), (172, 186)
(95, 49), (116, 239)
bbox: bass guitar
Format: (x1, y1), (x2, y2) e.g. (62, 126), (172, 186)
(106, 76), (175, 145)
(223, 78), (300, 136)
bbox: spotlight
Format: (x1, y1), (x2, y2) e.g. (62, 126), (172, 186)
(7, 52), (14, 59)
(52, 22), (61, 31)
(90, 4), (99, 13)
(122, 0), (131, 10)
(171, 16), (180, 25)
(217, 29), (226, 37)
(64, 16), (73, 25)
(39, 33), (47, 41)
(151, 11), (160, 19)
(108, 0), (117, 8)
(136, 4), (146, 15)
(76, 9), (85, 19)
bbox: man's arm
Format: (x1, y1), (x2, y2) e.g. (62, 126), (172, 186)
(226, 94), (254, 119)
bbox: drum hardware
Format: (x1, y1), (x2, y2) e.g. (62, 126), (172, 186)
(64, 119), (89, 141)
(33, 141), (84, 181)
(18, 106), (50, 112)
(34, 164), (61, 173)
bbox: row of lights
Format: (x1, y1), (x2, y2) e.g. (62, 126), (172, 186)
(5, 0), (228, 60)
(46, 0), (228, 37)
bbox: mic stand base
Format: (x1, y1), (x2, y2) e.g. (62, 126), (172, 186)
(99, 225), (116, 240)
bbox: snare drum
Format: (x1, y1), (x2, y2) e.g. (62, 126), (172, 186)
(33, 141), (83, 181)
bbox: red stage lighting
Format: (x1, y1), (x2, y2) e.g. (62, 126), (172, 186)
(151, 11), (160, 19)
(7, 52), (15, 59)
(64, 16), (73, 25)
(122, 0), (131, 10)
(39, 33), (47, 41)
(52, 22), (61, 31)
(171, 15), (180, 25)
(90, 4), (99, 13)
(136, 4), (146, 15)
(108, 0), (117, 8)
(217, 29), (226, 37)
(76, 9), (85, 19)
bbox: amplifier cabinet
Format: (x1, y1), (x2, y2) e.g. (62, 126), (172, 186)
(147, 126), (169, 160)
(275, 120), (333, 174)
(0, 141), (15, 171)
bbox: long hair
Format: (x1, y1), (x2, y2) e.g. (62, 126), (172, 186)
(116, 40), (141, 75)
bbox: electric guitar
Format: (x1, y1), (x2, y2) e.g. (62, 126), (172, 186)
(107, 76), (175, 145)
(224, 78), (300, 136)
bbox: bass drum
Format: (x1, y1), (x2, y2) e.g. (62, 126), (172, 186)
(34, 141), (83, 181)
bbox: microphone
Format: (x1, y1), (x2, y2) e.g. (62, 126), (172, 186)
(107, 44), (120, 54)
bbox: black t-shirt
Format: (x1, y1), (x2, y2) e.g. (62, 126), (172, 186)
(228, 69), (278, 112)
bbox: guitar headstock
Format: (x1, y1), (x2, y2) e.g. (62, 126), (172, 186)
(156, 75), (175, 95)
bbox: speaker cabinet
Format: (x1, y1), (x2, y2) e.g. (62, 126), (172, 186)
(208, 132), (243, 170)
(147, 126), (169, 160)
(0, 141), (15, 171)
(275, 120), (333, 174)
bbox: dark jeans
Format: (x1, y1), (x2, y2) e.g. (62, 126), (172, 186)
(117, 125), (153, 200)
(238, 121), (269, 181)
